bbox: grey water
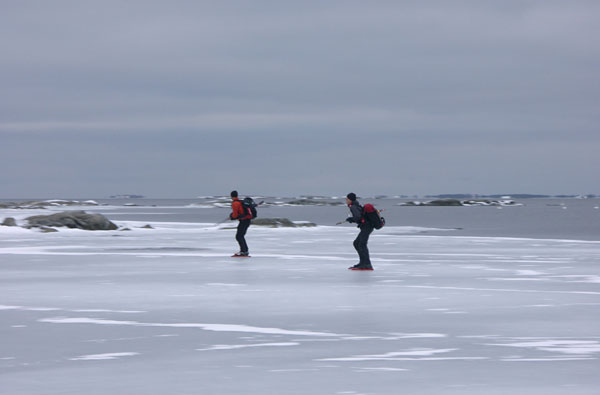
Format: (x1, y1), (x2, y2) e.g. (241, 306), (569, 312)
(79, 197), (600, 241)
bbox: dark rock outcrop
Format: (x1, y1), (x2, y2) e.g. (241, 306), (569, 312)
(427, 199), (463, 206)
(40, 227), (59, 233)
(25, 211), (118, 231)
(286, 199), (344, 206)
(251, 218), (317, 228)
(1, 217), (17, 226)
(400, 198), (522, 207)
(400, 199), (463, 207)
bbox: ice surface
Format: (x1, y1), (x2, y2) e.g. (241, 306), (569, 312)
(1, 216), (600, 394)
(70, 352), (139, 361)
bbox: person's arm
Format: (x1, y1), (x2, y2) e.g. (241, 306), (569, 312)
(346, 204), (362, 223)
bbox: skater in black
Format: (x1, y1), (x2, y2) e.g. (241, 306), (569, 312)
(230, 190), (252, 257)
(345, 193), (374, 271)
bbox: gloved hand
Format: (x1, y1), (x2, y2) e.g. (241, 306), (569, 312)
(229, 214), (234, 220)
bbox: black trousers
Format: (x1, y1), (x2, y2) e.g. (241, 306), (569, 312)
(236, 219), (251, 253)
(353, 225), (374, 266)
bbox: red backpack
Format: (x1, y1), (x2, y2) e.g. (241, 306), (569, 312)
(362, 203), (385, 229)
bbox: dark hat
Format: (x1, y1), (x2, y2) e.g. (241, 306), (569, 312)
(230, 190), (238, 198)
(346, 193), (356, 201)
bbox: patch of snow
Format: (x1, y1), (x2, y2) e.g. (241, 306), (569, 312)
(39, 317), (344, 337)
(197, 342), (299, 351)
(70, 352), (139, 361)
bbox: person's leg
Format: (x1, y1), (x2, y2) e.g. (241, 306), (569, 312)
(353, 234), (361, 260)
(236, 219), (250, 254)
(352, 227), (373, 269)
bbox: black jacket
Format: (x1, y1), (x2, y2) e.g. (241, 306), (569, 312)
(346, 201), (366, 228)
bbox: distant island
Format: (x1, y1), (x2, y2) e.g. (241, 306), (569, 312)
(109, 194), (145, 199)
(102, 194), (596, 200)
(424, 194), (597, 199)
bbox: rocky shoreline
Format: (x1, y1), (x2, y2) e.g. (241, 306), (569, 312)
(2, 211), (118, 232)
(1, 209), (316, 232)
(399, 198), (523, 207)
(0, 200), (101, 209)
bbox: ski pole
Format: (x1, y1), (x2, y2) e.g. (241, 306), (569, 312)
(336, 207), (385, 225)
(215, 217), (231, 225)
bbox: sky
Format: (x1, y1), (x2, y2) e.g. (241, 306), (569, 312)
(1, 1), (599, 198)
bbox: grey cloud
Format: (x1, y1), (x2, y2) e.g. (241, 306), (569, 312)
(1, 1), (598, 197)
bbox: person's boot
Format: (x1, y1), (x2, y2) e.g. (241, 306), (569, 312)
(348, 263), (373, 271)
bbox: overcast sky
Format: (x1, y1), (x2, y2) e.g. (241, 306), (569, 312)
(1, 1), (598, 198)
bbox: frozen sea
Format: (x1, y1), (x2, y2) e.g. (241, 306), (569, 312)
(1, 197), (600, 394)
